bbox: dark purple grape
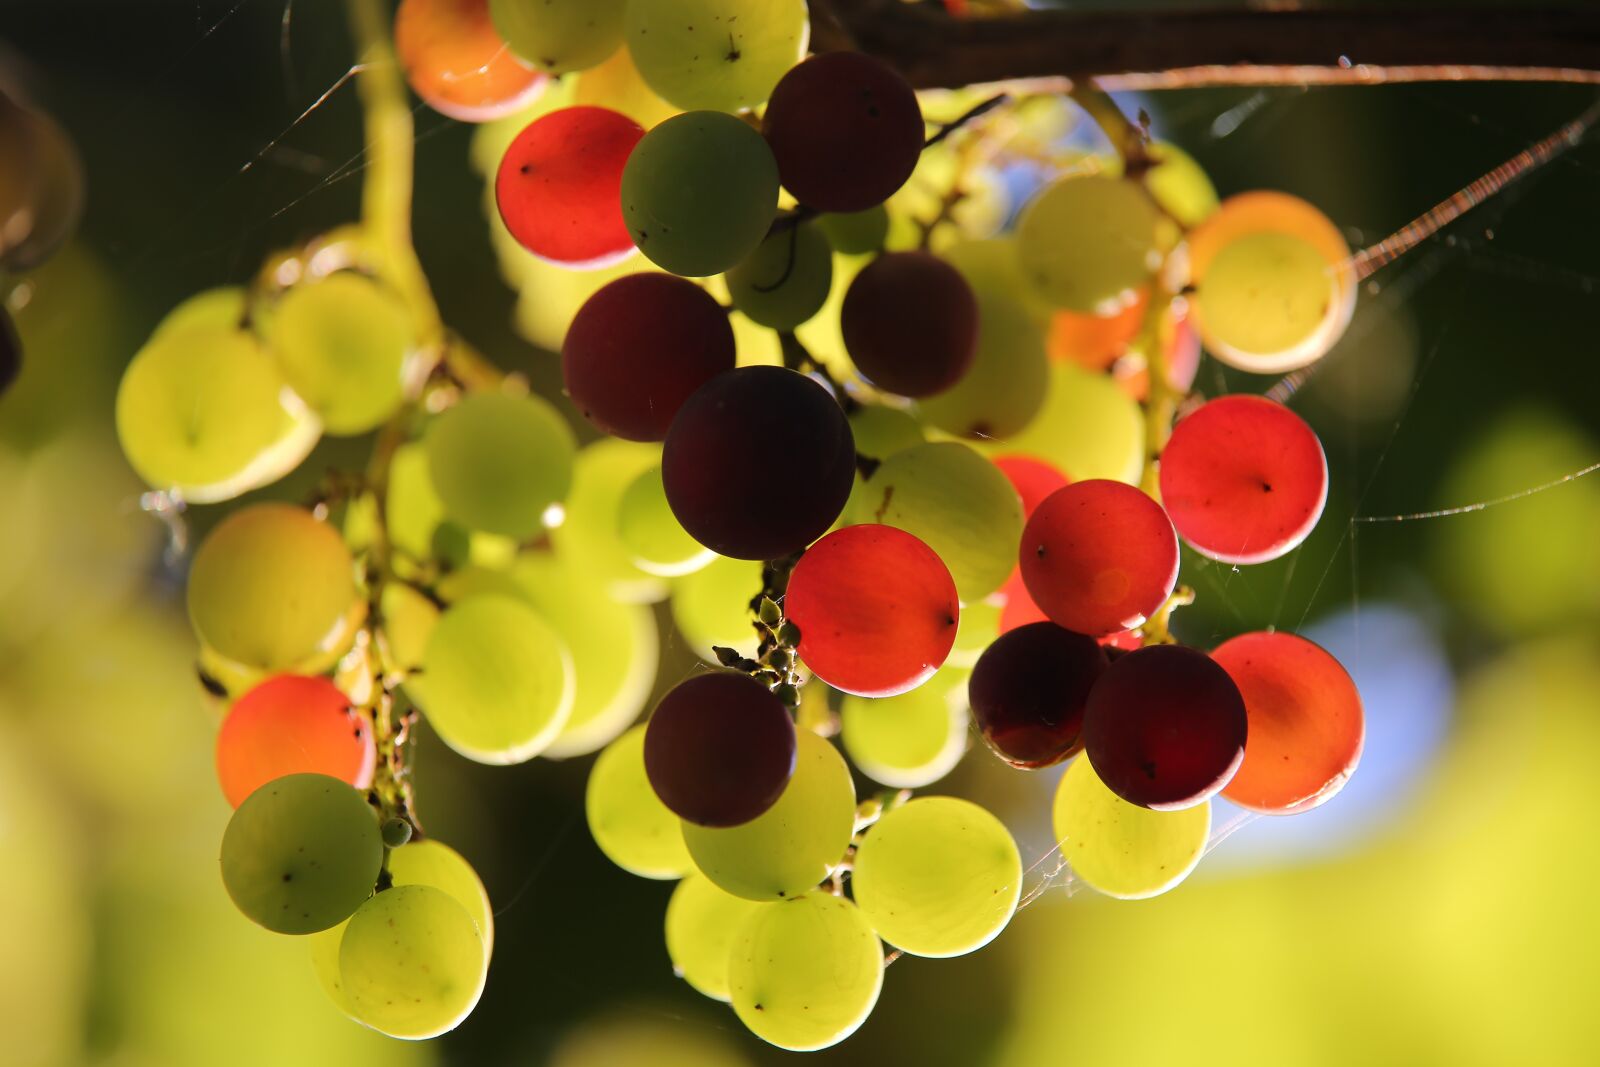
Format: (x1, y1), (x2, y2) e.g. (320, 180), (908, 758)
(841, 252), (978, 398)
(662, 366), (855, 560)
(643, 671), (798, 827)
(969, 622), (1107, 769)
(0, 306), (19, 397)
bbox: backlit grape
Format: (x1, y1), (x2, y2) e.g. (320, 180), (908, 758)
(618, 464), (715, 577)
(1052, 755), (1210, 899)
(552, 438), (670, 603)
(664, 873), (764, 1001)
(216, 675), (374, 808)
(490, 0), (625, 75)
(840, 669), (969, 789)
(1015, 175), (1164, 314)
(625, 0), (809, 113)
(586, 724), (694, 879)
(425, 390), (576, 541)
(819, 205), (889, 256)
(670, 552), (765, 662)
(395, 0), (547, 122)
(842, 251), (978, 398)
(725, 223), (834, 331)
(969, 622), (1107, 769)
(340, 885), (487, 1039)
(984, 360), (1144, 485)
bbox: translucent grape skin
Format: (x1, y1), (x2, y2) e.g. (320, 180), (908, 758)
(969, 623), (1107, 769)
(496, 106), (644, 269)
(1082, 644), (1248, 811)
(340, 884), (488, 1039)
(994, 455), (1071, 516)
(425, 390), (576, 541)
(664, 873), (764, 1001)
(624, 0), (809, 113)
(1213, 631), (1364, 814)
(617, 464), (715, 577)
(1016, 175), (1164, 314)
(215, 675), (375, 808)
(586, 724), (694, 878)
(489, 0), (625, 75)
(394, 0), (547, 122)
(785, 524), (959, 698)
(219, 773), (382, 934)
(841, 251), (978, 398)
(643, 671), (797, 827)
(1052, 754), (1210, 900)
(762, 51), (924, 212)
(1159, 394), (1329, 565)
(840, 671), (969, 789)
(1019, 480), (1178, 637)
(663, 367), (856, 560)
(562, 272), (735, 441)
(725, 223), (834, 332)
(819, 205), (889, 256)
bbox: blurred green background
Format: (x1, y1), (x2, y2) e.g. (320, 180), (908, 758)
(3, 1), (1599, 1065)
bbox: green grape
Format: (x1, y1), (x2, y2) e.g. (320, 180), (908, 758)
(851, 796), (1021, 958)
(572, 45), (680, 129)
(1194, 230), (1335, 359)
(620, 111), (780, 277)
(219, 773), (382, 934)
(490, 0), (625, 75)
(819, 205), (889, 256)
(586, 724), (694, 878)
(151, 286), (246, 338)
(982, 361), (1144, 485)
(340, 885), (488, 1039)
(1144, 142), (1218, 227)
(510, 243), (641, 351)
(410, 594), (574, 764)
(115, 324), (319, 503)
(1015, 175), (1164, 313)
(849, 441), (1023, 601)
(725, 223), (834, 331)
(840, 670), (969, 789)
(426, 390), (576, 541)
(682, 729), (855, 901)
(848, 404), (924, 460)
(664, 873), (765, 1001)
(552, 437), (670, 603)
(264, 273), (412, 436)
(918, 239), (1049, 441)
(728, 891), (883, 1052)
(618, 464), (715, 578)
(187, 503), (360, 671)
(670, 552), (764, 662)
(385, 442), (445, 569)
(1051, 754), (1211, 899)
(948, 598), (999, 669)
(624, 0), (808, 112)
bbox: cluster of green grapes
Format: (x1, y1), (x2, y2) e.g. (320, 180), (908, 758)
(108, 0), (1369, 1050)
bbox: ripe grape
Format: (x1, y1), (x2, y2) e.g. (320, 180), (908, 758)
(552, 437), (670, 603)
(562, 272), (735, 441)
(1051, 755), (1210, 899)
(150, 286), (246, 339)
(1142, 141), (1219, 227)
(681, 728), (855, 900)
(1159, 394), (1329, 564)
(852, 796), (1021, 958)
(840, 669), (969, 789)
(188, 503), (359, 671)
(1015, 175), (1164, 313)
(489, 0), (625, 75)
(340, 885), (488, 1039)
(728, 891), (883, 1051)
(841, 251), (978, 398)
(762, 51), (923, 212)
(670, 552), (765, 662)
(618, 464), (715, 577)
(984, 360), (1144, 484)
(620, 111), (780, 277)
(969, 622), (1107, 769)
(664, 873), (764, 1001)
(1213, 631), (1364, 814)
(663, 366), (855, 560)
(394, 0), (547, 122)
(819, 205), (889, 255)
(586, 724), (693, 879)
(644, 671), (796, 827)
(219, 773), (382, 934)
(786, 524), (960, 698)
(1048, 290), (1147, 371)
(725, 223), (834, 331)
(425, 390), (576, 541)
(1082, 644), (1248, 810)
(625, 0), (809, 113)
(1019, 480), (1178, 636)
(994, 454), (1071, 516)
(215, 675), (375, 808)
(948, 598), (1000, 668)
(0, 306), (19, 397)
(847, 404), (923, 459)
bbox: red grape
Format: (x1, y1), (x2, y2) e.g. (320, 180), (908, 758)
(1159, 394), (1328, 565)
(841, 252), (977, 398)
(1020, 480), (1179, 637)
(993, 455), (1071, 517)
(786, 524), (960, 698)
(1213, 631), (1363, 814)
(663, 367), (856, 560)
(395, 0), (547, 122)
(761, 52), (924, 213)
(1082, 644), (1247, 810)
(969, 622), (1107, 768)
(643, 672), (797, 827)
(562, 272), (736, 441)
(496, 106), (643, 268)
(215, 675), (376, 808)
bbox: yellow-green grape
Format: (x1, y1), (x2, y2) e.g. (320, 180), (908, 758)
(219, 773), (381, 934)
(670, 552), (764, 662)
(1194, 231), (1335, 363)
(851, 796), (1021, 958)
(378, 583), (438, 678)
(728, 891), (883, 1052)
(384, 442), (445, 568)
(510, 245), (640, 350)
(1051, 755), (1211, 900)
(949, 598), (999, 669)
(264, 273), (411, 436)
(984, 360), (1144, 484)
(187, 503), (360, 671)
(490, 0), (625, 76)
(625, 0), (809, 113)
(848, 404), (924, 460)
(1015, 175), (1164, 313)
(551, 437), (669, 603)
(1144, 142), (1219, 227)
(115, 324), (319, 503)
(198, 640), (267, 703)
(426, 390), (576, 541)
(840, 671), (969, 789)
(849, 441), (1024, 601)
(819, 205), (889, 256)
(585, 724), (694, 878)
(664, 873), (764, 1001)
(340, 885), (488, 1040)
(618, 464), (715, 578)
(681, 729), (855, 901)
(725, 224), (834, 331)
(918, 239), (1049, 441)
(410, 594), (574, 764)
(572, 45), (679, 129)
(151, 286), (246, 338)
